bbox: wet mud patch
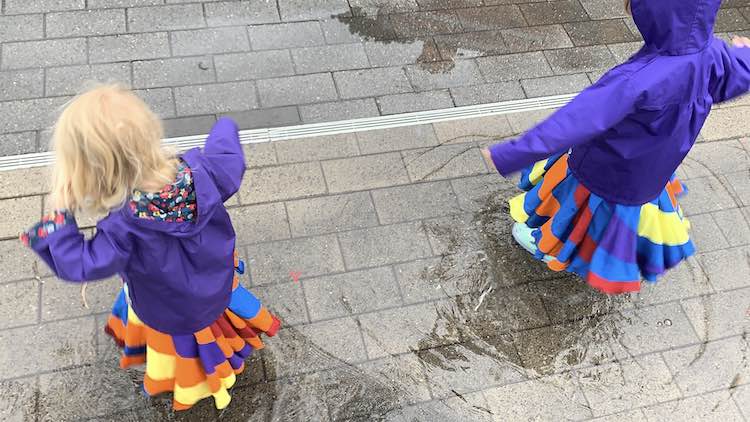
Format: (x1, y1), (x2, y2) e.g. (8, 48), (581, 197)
(416, 190), (629, 376)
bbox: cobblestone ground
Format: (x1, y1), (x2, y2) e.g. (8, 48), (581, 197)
(1, 101), (749, 421)
(2, 0), (750, 156)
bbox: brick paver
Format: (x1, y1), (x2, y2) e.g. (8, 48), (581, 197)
(2, 0), (749, 156)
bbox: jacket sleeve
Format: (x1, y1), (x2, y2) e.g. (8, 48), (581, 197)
(709, 41), (750, 104)
(202, 117), (246, 201)
(21, 211), (130, 282)
(488, 71), (639, 176)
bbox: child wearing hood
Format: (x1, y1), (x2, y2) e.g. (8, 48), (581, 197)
(21, 85), (280, 410)
(482, 0), (750, 294)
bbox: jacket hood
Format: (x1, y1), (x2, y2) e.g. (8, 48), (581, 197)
(630, 0), (721, 55)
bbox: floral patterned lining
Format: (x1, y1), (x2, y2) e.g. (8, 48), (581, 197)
(129, 161), (197, 222)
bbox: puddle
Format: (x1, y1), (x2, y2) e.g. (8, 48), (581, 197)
(416, 190), (628, 376)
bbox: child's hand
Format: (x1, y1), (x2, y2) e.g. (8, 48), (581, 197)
(733, 36), (750, 48)
(480, 148), (495, 170)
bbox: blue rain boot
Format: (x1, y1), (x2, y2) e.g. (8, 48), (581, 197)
(512, 222), (553, 263)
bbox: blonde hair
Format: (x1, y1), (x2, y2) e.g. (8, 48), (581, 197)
(50, 84), (176, 214)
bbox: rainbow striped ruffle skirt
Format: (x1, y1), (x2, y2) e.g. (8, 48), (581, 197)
(510, 153), (695, 295)
(104, 256), (280, 411)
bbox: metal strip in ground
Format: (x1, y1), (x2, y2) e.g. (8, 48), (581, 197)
(0, 93), (575, 172)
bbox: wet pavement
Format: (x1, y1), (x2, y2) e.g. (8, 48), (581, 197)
(2, 0), (750, 156)
(1, 101), (750, 421)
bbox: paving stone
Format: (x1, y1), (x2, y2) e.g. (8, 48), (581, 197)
(89, 33), (170, 63)
(258, 74), (338, 108)
(402, 144), (487, 182)
(0, 132), (38, 156)
(679, 176), (741, 215)
(244, 234), (344, 286)
(303, 267), (402, 320)
(500, 24), (574, 54)
(454, 5), (526, 31)
(228, 202), (291, 245)
(450, 173), (516, 212)
(286, 191), (379, 237)
(349, 0), (419, 16)
(291, 44), (370, 74)
(88, 0), (161, 7)
(389, 393), (493, 422)
(520, 0), (589, 25)
(250, 281), (309, 326)
(275, 134), (359, 164)
(394, 256), (457, 304)
(722, 170), (750, 207)
(37, 362), (148, 420)
(0, 279), (38, 329)
(241, 142), (277, 168)
(170, 26), (251, 56)
(702, 107), (750, 141)
(483, 373), (592, 421)
(334, 67), (413, 99)
(378, 90), (454, 115)
(45, 9), (125, 38)
(351, 353), (431, 409)
(338, 222), (433, 270)
(162, 115), (217, 138)
(278, 0), (350, 20)
(299, 98), (380, 123)
(521, 73), (591, 97)
(0, 377), (39, 422)
(0, 239), (50, 283)
(420, 343), (526, 398)
(175, 81), (257, 116)
(1, 38), (87, 70)
(0, 196), (42, 239)
(40, 277), (120, 321)
(545, 46), (618, 74)
(372, 181), (460, 224)
(686, 213), (730, 252)
(715, 8), (750, 32)
(477, 52), (553, 83)
(0, 15), (44, 43)
(0, 316), (96, 379)
(320, 17), (375, 44)
(450, 81), (527, 106)
(662, 335), (750, 396)
(633, 257), (714, 306)
(564, 19), (639, 47)
(134, 87), (175, 119)
(4, 0), (84, 14)
(248, 21), (326, 50)
(45, 63), (131, 97)
(642, 390), (744, 422)
(224, 106), (301, 130)
(579, 0), (629, 20)
(365, 39), (439, 67)
(239, 162), (326, 204)
(607, 302), (700, 358)
(577, 354), (682, 417)
(507, 108), (557, 133)
(712, 208), (750, 247)
(132, 57), (216, 89)
(681, 288), (750, 341)
(416, 0), (482, 10)
(0, 70), (44, 102)
(204, 0), (280, 26)
(0, 97), (72, 134)
(388, 10), (463, 38)
(608, 41), (644, 62)
(589, 409), (648, 422)
(435, 30), (509, 59)
(357, 300), (460, 359)
(432, 115), (513, 146)
(530, 275), (623, 323)
(356, 125), (438, 155)
(214, 50), (294, 82)
(682, 139), (750, 179)
(322, 152), (410, 192)
(734, 384), (749, 419)
(406, 60), (484, 91)
(127, 4), (205, 32)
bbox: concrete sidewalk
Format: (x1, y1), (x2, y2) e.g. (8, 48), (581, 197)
(2, 0), (750, 157)
(1, 102), (749, 421)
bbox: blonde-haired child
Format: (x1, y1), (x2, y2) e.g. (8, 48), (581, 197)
(21, 84), (280, 410)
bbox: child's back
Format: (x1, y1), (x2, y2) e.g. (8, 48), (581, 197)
(484, 0), (749, 294)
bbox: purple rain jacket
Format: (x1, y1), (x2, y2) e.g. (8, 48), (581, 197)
(30, 118), (245, 335)
(489, 0), (750, 205)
